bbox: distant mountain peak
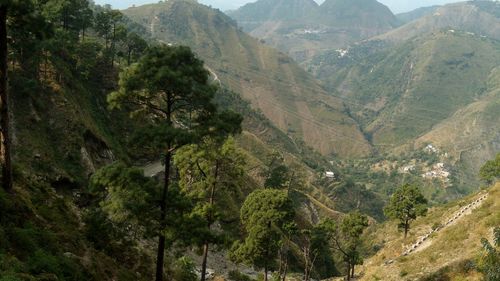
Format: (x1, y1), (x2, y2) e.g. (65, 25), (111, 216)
(229, 0), (319, 22)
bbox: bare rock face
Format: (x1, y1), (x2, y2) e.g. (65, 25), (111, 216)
(80, 130), (115, 177)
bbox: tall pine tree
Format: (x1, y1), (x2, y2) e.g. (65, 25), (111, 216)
(109, 45), (233, 281)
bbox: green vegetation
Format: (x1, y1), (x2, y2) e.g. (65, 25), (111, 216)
(479, 153), (500, 184)
(0, 0), (499, 281)
(175, 137), (246, 281)
(109, 44), (242, 281)
(384, 184), (428, 238)
(320, 211), (369, 281)
(478, 227), (500, 281)
(231, 189), (295, 281)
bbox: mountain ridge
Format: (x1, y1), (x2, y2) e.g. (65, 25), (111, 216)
(228, 0), (399, 62)
(124, 0), (373, 157)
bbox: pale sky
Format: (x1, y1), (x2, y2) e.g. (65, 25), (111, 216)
(95, 0), (463, 14)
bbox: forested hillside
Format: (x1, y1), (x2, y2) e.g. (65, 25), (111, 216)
(123, 0), (372, 158)
(0, 0), (374, 280)
(0, 0), (499, 281)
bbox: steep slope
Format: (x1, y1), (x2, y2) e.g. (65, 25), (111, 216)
(396, 6), (441, 24)
(318, 0), (399, 29)
(377, 1), (500, 43)
(415, 67), (500, 184)
(228, 0), (318, 31)
(228, 0), (399, 62)
(360, 182), (500, 280)
(123, 0), (372, 157)
(313, 31), (500, 147)
(306, 29), (500, 185)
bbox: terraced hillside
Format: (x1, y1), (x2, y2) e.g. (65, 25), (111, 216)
(305, 8), (500, 188)
(123, 0), (372, 157)
(376, 1), (500, 43)
(228, 0), (399, 62)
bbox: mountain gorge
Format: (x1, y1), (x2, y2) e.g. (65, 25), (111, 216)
(124, 0), (372, 157)
(0, 0), (499, 280)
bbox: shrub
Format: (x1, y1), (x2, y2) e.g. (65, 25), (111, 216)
(28, 250), (60, 275)
(172, 257), (197, 281)
(0, 274), (23, 281)
(228, 270), (253, 281)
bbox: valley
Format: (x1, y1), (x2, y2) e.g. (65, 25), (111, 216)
(0, 0), (498, 281)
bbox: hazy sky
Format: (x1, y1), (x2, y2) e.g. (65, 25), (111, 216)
(94, 0), (462, 14)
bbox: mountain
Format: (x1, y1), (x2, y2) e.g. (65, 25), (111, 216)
(303, 2), (500, 188)
(396, 5), (441, 24)
(306, 32), (500, 192)
(228, 0), (399, 62)
(228, 0), (318, 30)
(318, 0), (399, 28)
(123, 0), (372, 157)
(416, 67), (500, 184)
(0, 1), (360, 279)
(377, 1), (500, 43)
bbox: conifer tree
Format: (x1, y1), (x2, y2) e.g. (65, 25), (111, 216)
(320, 211), (368, 281)
(384, 184), (427, 238)
(479, 153), (500, 184)
(176, 136), (245, 281)
(231, 189), (294, 281)
(109, 45), (231, 281)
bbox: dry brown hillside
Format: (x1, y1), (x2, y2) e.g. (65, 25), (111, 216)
(123, 0), (372, 157)
(358, 182), (500, 281)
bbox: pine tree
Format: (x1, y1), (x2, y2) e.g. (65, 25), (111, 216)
(320, 211), (368, 281)
(109, 45), (226, 281)
(479, 153), (500, 184)
(384, 184), (428, 238)
(231, 189), (295, 281)
(175, 136), (245, 281)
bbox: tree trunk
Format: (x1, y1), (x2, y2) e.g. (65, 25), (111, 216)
(0, 5), (12, 192)
(200, 243), (209, 281)
(304, 247), (310, 281)
(282, 258), (288, 281)
(351, 264), (355, 278)
(264, 264), (268, 281)
(110, 23), (116, 67)
(201, 161), (218, 281)
(404, 219), (409, 239)
(155, 150), (172, 281)
(346, 262), (351, 281)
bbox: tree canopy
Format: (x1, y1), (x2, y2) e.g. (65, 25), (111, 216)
(320, 211), (369, 281)
(384, 183), (427, 238)
(109, 45), (233, 281)
(231, 189), (294, 281)
(479, 153), (500, 184)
